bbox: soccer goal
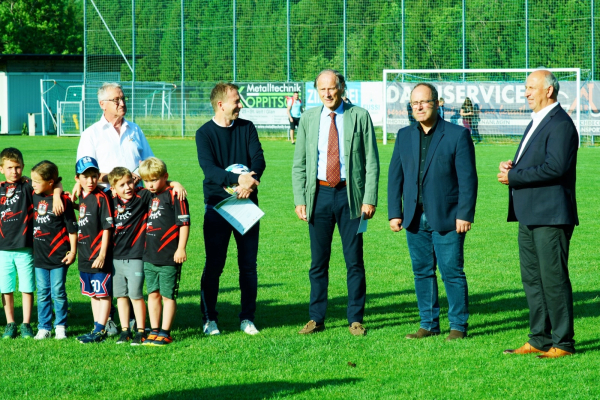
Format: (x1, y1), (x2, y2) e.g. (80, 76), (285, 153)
(382, 68), (586, 145)
(40, 79), (84, 136)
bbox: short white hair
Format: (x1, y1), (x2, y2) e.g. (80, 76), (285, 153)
(97, 82), (123, 102)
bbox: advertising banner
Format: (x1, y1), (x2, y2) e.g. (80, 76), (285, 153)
(385, 81), (584, 135)
(237, 82), (303, 129)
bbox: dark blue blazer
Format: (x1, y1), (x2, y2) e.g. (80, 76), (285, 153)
(388, 117), (478, 232)
(507, 105), (578, 226)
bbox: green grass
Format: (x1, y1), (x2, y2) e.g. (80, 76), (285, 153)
(1, 136), (599, 399)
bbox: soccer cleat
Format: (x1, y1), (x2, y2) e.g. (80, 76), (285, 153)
(34, 329), (52, 340)
(21, 323), (34, 339)
(149, 335), (173, 347)
(116, 330), (131, 344)
(105, 319), (119, 337)
(79, 330), (107, 344)
(240, 320), (260, 335)
(143, 331), (159, 346)
(131, 331), (146, 346)
(203, 320), (220, 336)
(76, 331), (93, 342)
(3, 323), (18, 339)
(55, 326), (67, 340)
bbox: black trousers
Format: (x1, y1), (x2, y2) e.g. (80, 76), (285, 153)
(200, 208), (259, 323)
(308, 185), (365, 325)
(518, 223), (575, 353)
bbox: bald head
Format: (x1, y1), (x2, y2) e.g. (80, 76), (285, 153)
(525, 70), (559, 113)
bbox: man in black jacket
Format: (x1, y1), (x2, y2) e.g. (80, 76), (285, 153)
(195, 83), (266, 337)
(498, 70), (578, 359)
(388, 83), (478, 341)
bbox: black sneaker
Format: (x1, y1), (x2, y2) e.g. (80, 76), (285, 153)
(2, 323), (17, 339)
(116, 330), (131, 344)
(79, 330), (107, 344)
(131, 331), (146, 346)
(76, 331), (93, 342)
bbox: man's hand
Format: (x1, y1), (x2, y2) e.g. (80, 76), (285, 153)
(361, 204), (376, 220)
(295, 205), (307, 222)
(91, 254), (105, 269)
(174, 248), (187, 264)
(497, 170), (510, 185)
(236, 172), (259, 199)
(389, 218), (403, 232)
(132, 173), (142, 185)
(499, 160), (513, 173)
(456, 219), (471, 233)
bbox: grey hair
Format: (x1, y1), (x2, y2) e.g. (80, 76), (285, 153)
(97, 82), (123, 102)
(543, 72), (560, 98)
(410, 83), (439, 102)
(313, 69), (346, 91)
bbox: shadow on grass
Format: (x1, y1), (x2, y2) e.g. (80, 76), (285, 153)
(138, 378), (361, 400)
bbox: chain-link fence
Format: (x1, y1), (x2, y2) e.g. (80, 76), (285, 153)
(84, 0), (600, 137)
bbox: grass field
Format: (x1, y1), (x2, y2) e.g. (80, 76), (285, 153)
(1, 136), (599, 399)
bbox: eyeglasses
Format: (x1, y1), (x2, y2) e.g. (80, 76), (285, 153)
(103, 97), (128, 105)
(410, 100), (435, 108)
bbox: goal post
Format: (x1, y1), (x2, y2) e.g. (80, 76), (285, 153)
(382, 68), (584, 145)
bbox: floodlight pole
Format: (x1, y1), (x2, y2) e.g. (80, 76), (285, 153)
(83, 0), (87, 131)
(462, 0), (466, 81)
(131, 0), (135, 121)
(287, 0), (290, 82)
(343, 0), (347, 78)
(592, 0), (595, 79)
(233, 0), (237, 82)
(525, 0), (529, 69)
(181, 0), (185, 138)
(401, 0), (405, 72)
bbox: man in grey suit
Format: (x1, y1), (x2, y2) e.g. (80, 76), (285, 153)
(388, 83), (478, 341)
(292, 69), (380, 336)
(498, 70), (578, 359)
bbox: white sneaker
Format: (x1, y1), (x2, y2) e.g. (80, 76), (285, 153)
(203, 320), (220, 335)
(34, 329), (51, 340)
(55, 325), (67, 340)
(240, 320), (259, 335)
(105, 318), (119, 337)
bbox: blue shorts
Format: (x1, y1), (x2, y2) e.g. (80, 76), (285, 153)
(79, 271), (113, 298)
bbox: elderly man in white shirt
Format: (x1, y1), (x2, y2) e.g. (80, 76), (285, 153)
(74, 82), (154, 190)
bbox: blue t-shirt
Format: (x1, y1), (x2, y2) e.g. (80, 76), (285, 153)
(289, 99), (302, 118)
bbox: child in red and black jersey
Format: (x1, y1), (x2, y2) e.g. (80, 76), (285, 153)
(75, 156), (114, 344)
(0, 148), (64, 339)
(30, 161), (78, 340)
(139, 157), (190, 346)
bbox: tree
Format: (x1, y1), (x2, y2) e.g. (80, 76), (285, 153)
(0, 0), (83, 54)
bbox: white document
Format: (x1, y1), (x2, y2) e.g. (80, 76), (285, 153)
(214, 196), (264, 235)
(356, 212), (368, 235)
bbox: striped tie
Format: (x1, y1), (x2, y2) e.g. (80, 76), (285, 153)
(326, 112), (341, 187)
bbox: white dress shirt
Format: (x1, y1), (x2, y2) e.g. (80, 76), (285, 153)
(77, 115), (154, 174)
(317, 102), (346, 181)
(516, 102), (560, 163)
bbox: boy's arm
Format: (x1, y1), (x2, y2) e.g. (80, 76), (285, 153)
(168, 181), (187, 201)
(52, 182), (65, 216)
(62, 232), (78, 266)
(173, 225), (189, 264)
(91, 229), (112, 269)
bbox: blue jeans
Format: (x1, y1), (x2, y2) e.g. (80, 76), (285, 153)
(35, 267), (69, 330)
(405, 211), (469, 332)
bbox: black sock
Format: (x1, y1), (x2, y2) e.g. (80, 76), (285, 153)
(151, 328), (159, 333)
(159, 329), (170, 337)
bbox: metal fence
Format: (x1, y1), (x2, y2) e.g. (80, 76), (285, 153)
(84, 0), (600, 137)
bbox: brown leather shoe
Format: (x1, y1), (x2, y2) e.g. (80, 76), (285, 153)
(405, 328), (439, 339)
(445, 330), (466, 341)
(536, 347), (574, 359)
(503, 342), (544, 355)
(298, 320), (325, 334)
(349, 322), (366, 336)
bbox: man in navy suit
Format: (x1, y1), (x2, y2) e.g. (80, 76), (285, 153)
(498, 70), (578, 359)
(388, 83), (478, 341)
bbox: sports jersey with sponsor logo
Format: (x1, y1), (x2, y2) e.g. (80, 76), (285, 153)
(33, 193), (78, 269)
(113, 187), (152, 260)
(143, 187), (190, 267)
(78, 187), (114, 273)
(0, 179), (34, 250)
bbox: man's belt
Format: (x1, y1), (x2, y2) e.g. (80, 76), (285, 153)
(318, 179), (346, 189)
